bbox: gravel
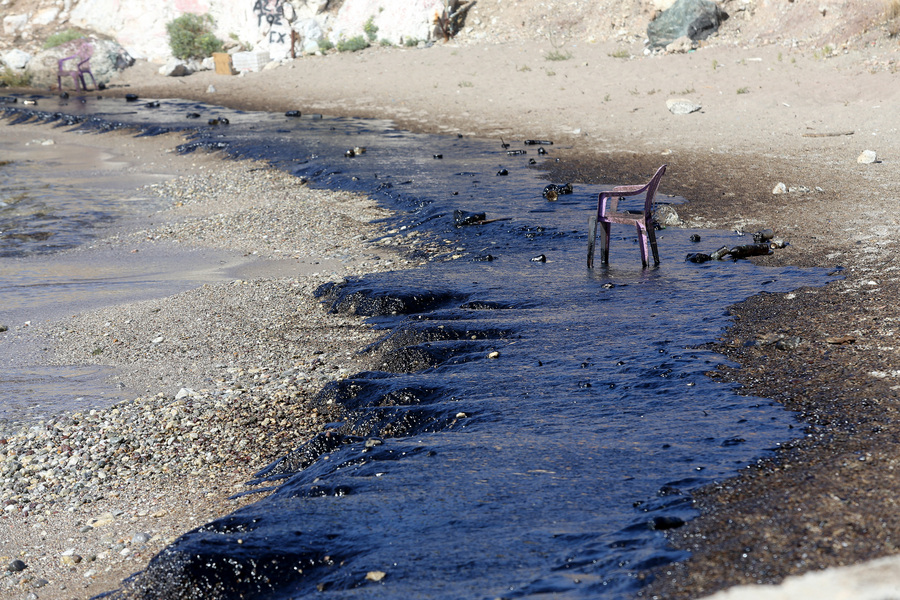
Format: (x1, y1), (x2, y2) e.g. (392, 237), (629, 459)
(0, 143), (434, 599)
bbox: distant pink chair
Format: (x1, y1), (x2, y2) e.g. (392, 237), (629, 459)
(57, 40), (96, 92)
(587, 164), (667, 268)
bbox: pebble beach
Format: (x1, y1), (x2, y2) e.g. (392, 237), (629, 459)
(0, 125), (419, 599)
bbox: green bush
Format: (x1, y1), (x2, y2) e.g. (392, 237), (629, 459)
(166, 13), (224, 60)
(337, 36), (369, 53)
(44, 29), (85, 49)
(364, 16), (379, 42)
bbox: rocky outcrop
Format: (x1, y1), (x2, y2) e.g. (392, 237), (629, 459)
(28, 38), (134, 90)
(63, 0), (446, 63)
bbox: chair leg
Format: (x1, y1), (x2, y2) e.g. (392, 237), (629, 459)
(647, 222), (660, 266)
(600, 221), (611, 264)
(587, 215), (597, 269)
(637, 224), (649, 268)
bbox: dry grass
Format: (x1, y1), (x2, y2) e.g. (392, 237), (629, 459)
(0, 68), (31, 87)
(886, 0), (900, 36)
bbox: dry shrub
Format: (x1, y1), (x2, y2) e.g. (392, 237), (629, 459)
(886, 0), (900, 36)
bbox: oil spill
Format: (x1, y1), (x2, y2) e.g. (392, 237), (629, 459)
(1, 95), (834, 599)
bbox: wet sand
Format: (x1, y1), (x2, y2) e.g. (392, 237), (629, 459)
(2, 30), (900, 598)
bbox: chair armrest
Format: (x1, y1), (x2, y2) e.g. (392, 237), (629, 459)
(58, 55), (77, 68)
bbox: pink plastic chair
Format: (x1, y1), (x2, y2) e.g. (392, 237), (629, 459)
(587, 164), (667, 268)
(57, 40), (96, 92)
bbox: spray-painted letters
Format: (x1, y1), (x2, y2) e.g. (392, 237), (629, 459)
(253, 0), (284, 27)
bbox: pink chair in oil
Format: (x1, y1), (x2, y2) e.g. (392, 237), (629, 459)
(57, 40), (97, 92)
(587, 165), (667, 268)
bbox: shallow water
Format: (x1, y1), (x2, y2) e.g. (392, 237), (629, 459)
(1, 95), (832, 598)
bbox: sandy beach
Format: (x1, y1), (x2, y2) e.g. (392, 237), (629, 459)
(3, 2), (900, 596)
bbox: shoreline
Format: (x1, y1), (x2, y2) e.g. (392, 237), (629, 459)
(2, 32), (900, 596)
(0, 122), (410, 598)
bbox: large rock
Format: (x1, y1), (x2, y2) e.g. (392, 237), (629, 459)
(66, 0), (448, 62)
(2, 14), (30, 36)
(647, 0), (728, 48)
(329, 0), (445, 45)
(28, 38), (134, 90)
(1, 49), (32, 71)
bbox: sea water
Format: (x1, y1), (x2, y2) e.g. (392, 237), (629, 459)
(0, 95), (833, 598)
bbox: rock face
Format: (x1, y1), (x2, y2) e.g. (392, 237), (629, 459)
(28, 38), (134, 89)
(61, 0), (445, 63)
(647, 0), (728, 48)
(330, 0), (444, 46)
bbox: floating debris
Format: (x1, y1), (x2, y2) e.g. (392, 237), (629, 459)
(125, 93), (139, 102)
(524, 140), (553, 145)
(453, 210), (486, 227)
(507, 150), (527, 156)
(729, 243), (773, 259)
(497, 168), (509, 176)
(285, 110), (302, 117)
(690, 234), (702, 243)
(537, 147), (548, 155)
(752, 228), (775, 243)
(530, 254), (547, 263)
(542, 183), (573, 201)
(685, 252), (712, 263)
(433, 154), (443, 159)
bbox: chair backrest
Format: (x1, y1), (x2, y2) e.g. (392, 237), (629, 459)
(76, 40), (93, 64)
(641, 164), (667, 215)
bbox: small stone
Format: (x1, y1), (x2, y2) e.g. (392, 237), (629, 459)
(665, 35), (694, 53)
(132, 532), (152, 545)
(857, 150), (878, 164)
(0, 325), (7, 332)
(825, 335), (856, 345)
(207, 85), (216, 93)
(61, 554), (82, 566)
(456, 412), (467, 418)
(365, 570), (387, 582)
(665, 98), (701, 115)
(653, 205), (682, 227)
(772, 182), (788, 194)
(7, 559), (26, 572)
(487, 351), (500, 359)
(89, 512), (115, 528)
(158, 60), (190, 77)
(775, 336), (801, 351)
